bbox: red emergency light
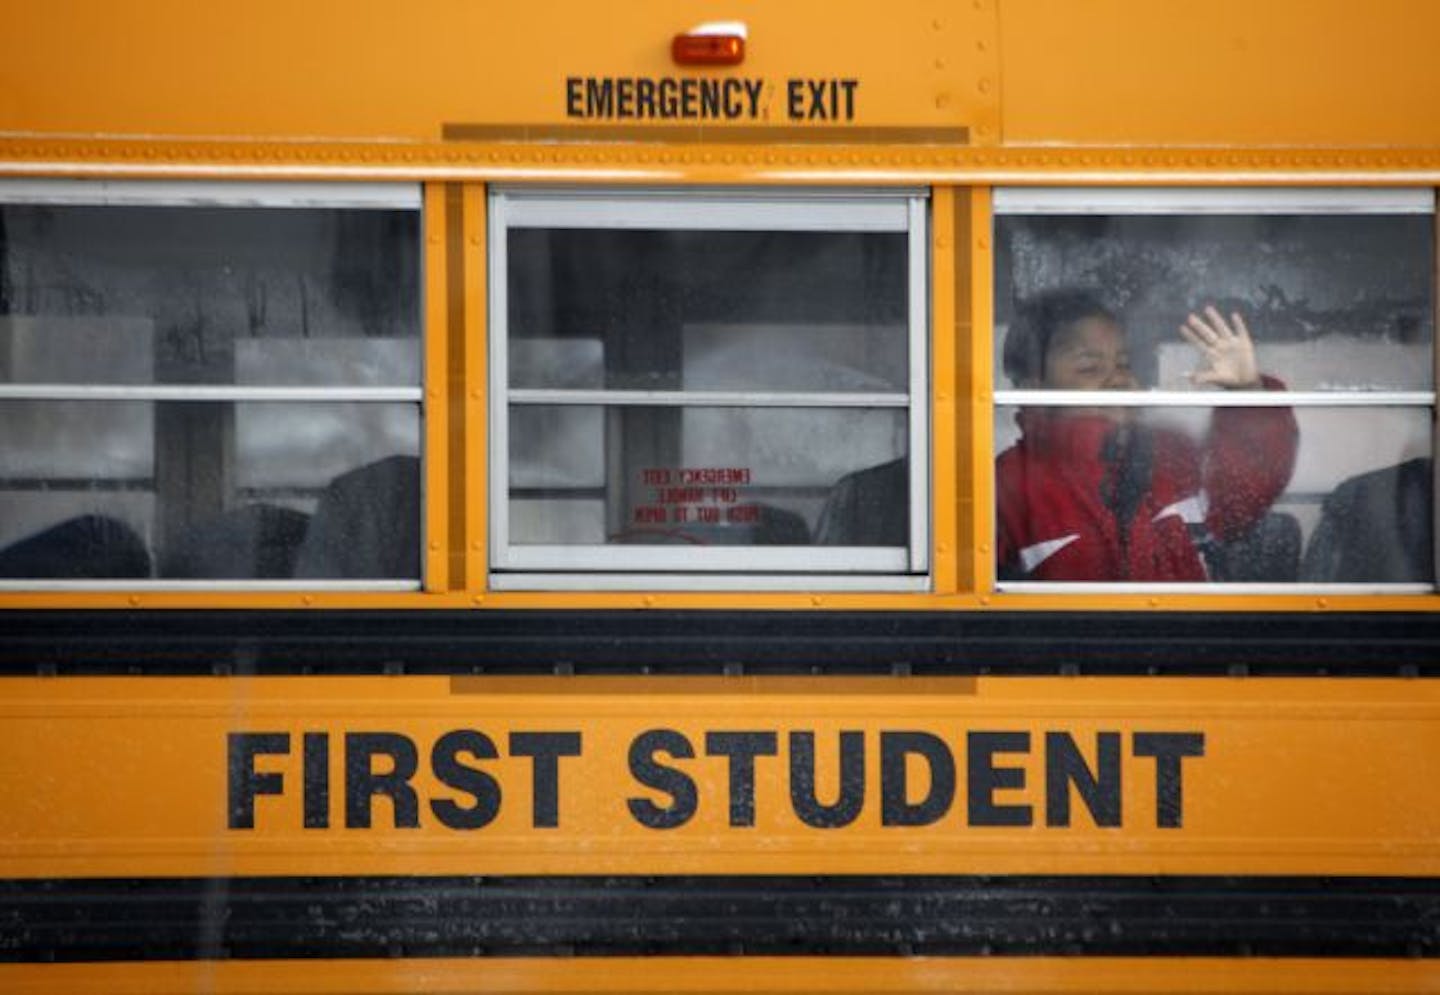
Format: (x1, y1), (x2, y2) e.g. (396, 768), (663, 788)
(672, 22), (747, 66)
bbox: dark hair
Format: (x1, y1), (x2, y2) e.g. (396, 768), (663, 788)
(1003, 288), (1118, 385)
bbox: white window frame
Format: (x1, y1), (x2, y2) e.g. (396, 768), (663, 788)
(0, 179), (426, 590)
(992, 186), (1437, 595)
(488, 187), (930, 590)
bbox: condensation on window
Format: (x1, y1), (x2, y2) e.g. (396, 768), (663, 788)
(0, 204), (422, 581)
(994, 214), (1433, 391)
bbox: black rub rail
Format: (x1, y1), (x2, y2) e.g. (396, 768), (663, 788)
(3, 875), (1438, 961)
(0, 610), (1438, 676)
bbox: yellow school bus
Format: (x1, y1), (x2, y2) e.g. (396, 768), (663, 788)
(2, 2), (1439, 992)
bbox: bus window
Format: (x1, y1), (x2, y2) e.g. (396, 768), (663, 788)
(992, 188), (1435, 588)
(0, 181), (423, 585)
(489, 189), (929, 587)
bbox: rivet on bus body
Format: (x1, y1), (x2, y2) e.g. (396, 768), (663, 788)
(936, 543), (948, 555)
(1316, 598), (1329, 610)
(429, 541), (440, 551)
(643, 596), (656, 607)
(302, 595), (314, 607)
(935, 94), (952, 110)
(1148, 597), (1160, 608)
(977, 78), (992, 95)
(473, 594), (485, 605)
(472, 541), (483, 551)
(980, 596), (991, 606)
(932, 18), (943, 29)
(128, 595), (140, 607)
(811, 595), (823, 607)
(978, 543), (990, 554)
(977, 236), (989, 250)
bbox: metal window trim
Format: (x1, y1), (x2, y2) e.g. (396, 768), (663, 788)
(993, 187), (1435, 215)
(0, 178), (422, 210)
(993, 389), (1437, 408)
(497, 189), (912, 231)
(0, 580), (423, 592)
(499, 545), (910, 573)
(488, 572), (930, 593)
(487, 187), (930, 581)
(0, 385), (424, 402)
(997, 581), (1434, 595)
(506, 389), (910, 408)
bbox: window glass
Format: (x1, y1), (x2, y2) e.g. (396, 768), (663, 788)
(0, 189), (422, 583)
(493, 191), (926, 578)
(509, 405), (907, 548)
(993, 192), (1434, 586)
(994, 404), (1431, 584)
(996, 213), (1433, 392)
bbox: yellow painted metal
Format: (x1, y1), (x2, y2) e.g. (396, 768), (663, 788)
(964, 187), (997, 595)
(423, 184), (452, 592)
(4, 2), (1439, 157)
(998, 0), (1440, 149)
(463, 184), (490, 596)
(929, 187), (958, 594)
(3, 957), (1439, 995)
(2, 1), (989, 141)
(2, 676), (1438, 879)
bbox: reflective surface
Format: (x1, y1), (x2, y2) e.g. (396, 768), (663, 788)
(994, 214), (1434, 391)
(0, 401), (420, 580)
(509, 405), (908, 547)
(1, 205), (420, 386)
(994, 405), (1432, 583)
(507, 229), (908, 393)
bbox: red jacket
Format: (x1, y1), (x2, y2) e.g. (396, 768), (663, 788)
(996, 383), (1298, 581)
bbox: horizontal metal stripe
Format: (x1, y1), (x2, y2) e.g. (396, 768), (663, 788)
(993, 389), (1435, 407)
(1, 610), (1438, 675)
(507, 389), (910, 407)
(3, 875), (1436, 961)
(993, 187), (1436, 215)
(0, 385), (422, 402)
(0, 178), (423, 209)
(443, 124), (972, 145)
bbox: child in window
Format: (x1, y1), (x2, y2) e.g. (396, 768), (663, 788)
(996, 289), (1298, 581)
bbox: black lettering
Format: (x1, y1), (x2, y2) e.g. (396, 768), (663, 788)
(345, 732), (419, 829)
(1045, 732), (1121, 828)
(227, 732), (289, 830)
(1133, 732), (1205, 829)
(303, 731), (328, 829)
(509, 731), (581, 829)
(700, 79), (721, 118)
(787, 79), (804, 120)
(681, 78), (698, 118)
(586, 77), (614, 118)
(839, 79), (858, 120)
(789, 731), (865, 829)
(722, 78), (745, 119)
(636, 77), (656, 118)
(627, 729), (698, 829)
(744, 78), (764, 118)
(616, 77), (634, 118)
(565, 77), (583, 117)
(430, 729), (502, 831)
(658, 77), (679, 118)
(807, 78), (828, 120)
(705, 731), (778, 827)
(880, 731), (955, 827)
(967, 731), (1033, 827)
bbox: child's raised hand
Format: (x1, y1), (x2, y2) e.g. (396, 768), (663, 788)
(1179, 306), (1261, 389)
